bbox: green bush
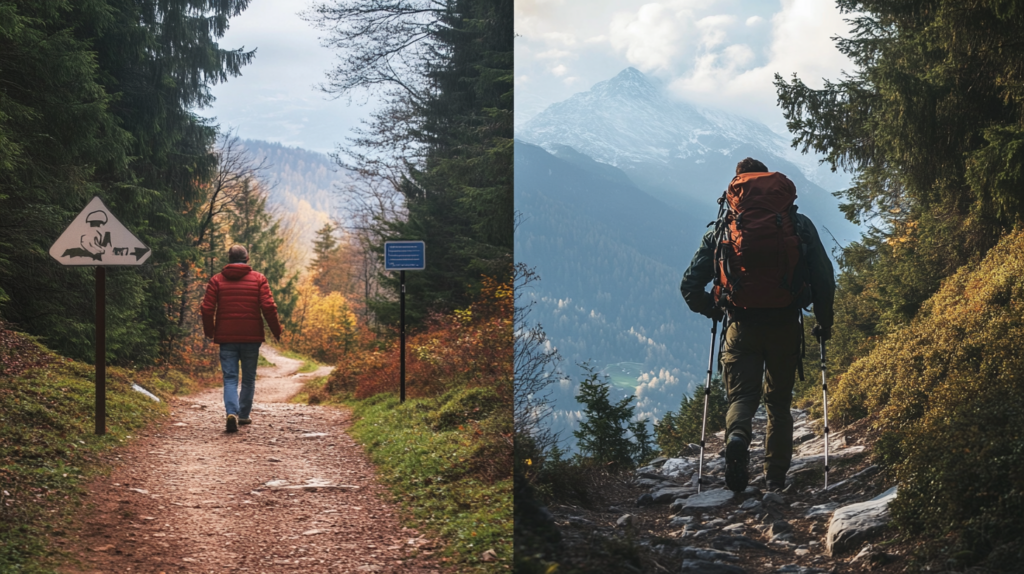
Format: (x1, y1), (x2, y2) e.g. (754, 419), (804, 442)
(831, 230), (1024, 563)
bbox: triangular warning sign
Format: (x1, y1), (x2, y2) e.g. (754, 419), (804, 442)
(49, 197), (152, 266)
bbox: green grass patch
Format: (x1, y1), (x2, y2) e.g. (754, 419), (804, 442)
(0, 328), (195, 572)
(258, 354), (275, 367)
(346, 393), (511, 572)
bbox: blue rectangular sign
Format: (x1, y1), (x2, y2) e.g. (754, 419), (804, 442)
(384, 241), (425, 270)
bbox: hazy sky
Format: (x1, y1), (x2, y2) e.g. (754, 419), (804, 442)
(515, 0), (858, 135)
(196, 1), (374, 155)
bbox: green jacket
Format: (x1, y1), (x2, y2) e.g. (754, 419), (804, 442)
(679, 212), (835, 329)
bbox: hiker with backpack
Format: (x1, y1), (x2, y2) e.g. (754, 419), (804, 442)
(680, 158), (835, 493)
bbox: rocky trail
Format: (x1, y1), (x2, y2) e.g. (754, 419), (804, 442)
(57, 345), (442, 574)
(550, 408), (906, 573)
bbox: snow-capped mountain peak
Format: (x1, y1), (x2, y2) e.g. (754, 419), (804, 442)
(516, 67), (844, 190)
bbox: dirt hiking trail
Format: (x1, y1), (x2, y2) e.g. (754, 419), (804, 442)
(60, 345), (443, 574)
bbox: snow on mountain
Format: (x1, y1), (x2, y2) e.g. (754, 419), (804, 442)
(517, 67), (844, 192)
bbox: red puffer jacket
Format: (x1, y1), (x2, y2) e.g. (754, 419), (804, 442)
(201, 264), (283, 344)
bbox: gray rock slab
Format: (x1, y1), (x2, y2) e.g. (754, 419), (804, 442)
(669, 515), (695, 527)
(805, 502), (840, 519)
(740, 498), (762, 511)
(763, 492), (785, 506)
(680, 559), (747, 573)
(680, 546), (740, 562)
(652, 486), (697, 503)
(636, 493), (653, 507)
(768, 520), (792, 538)
(679, 488), (734, 513)
(711, 535), (768, 551)
(827, 485), (898, 555)
(775, 565), (828, 573)
(661, 457), (697, 477)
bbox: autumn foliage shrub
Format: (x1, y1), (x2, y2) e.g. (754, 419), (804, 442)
(830, 230), (1024, 565)
(327, 275), (512, 402)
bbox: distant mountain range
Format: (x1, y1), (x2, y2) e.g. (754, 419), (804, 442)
(515, 68), (858, 449)
(238, 139), (350, 267)
(517, 67), (858, 245)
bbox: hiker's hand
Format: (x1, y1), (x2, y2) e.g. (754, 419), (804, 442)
(812, 324), (831, 342)
(702, 306), (725, 323)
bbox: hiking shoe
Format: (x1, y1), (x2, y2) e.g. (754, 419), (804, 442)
(226, 414), (238, 433)
(766, 478), (787, 492)
(238, 417), (252, 426)
(725, 435), (749, 492)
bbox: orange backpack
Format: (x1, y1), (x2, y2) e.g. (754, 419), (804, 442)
(711, 172), (808, 310)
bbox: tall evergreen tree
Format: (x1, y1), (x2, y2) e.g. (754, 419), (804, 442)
(0, 0), (253, 363)
(775, 0), (1024, 364)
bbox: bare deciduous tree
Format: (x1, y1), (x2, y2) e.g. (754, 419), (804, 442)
(514, 263), (561, 457)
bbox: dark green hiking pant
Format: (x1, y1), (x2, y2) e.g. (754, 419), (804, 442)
(720, 317), (802, 483)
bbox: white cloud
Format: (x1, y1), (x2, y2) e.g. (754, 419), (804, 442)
(609, 2), (695, 72)
(696, 15), (736, 49)
(664, 0), (854, 128)
(551, 64), (568, 76)
(746, 15), (765, 26)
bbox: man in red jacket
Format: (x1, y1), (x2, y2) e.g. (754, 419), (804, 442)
(201, 245), (283, 433)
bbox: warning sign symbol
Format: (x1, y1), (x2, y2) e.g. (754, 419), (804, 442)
(48, 197), (151, 266)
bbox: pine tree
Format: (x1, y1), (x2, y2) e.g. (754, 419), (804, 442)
(572, 371), (639, 468)
(0, 0), (254, 363)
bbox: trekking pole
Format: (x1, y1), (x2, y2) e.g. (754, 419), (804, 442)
(819, 336), (830, 489)
(696, 317), (720, 493)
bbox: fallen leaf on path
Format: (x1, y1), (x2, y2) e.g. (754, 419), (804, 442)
(481, 549), (498, 562)
(302, 529), (326, 535)
(91, 544), (115, 552)
(128, 488), (149, 495)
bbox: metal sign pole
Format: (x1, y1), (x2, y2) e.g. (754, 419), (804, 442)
(400, 270), (406, 404)
(95, 266), (106, 435)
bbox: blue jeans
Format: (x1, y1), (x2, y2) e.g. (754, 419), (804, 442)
(220, 343), (261, 418)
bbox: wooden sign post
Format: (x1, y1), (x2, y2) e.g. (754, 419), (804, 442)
(49, 197), (152, 434)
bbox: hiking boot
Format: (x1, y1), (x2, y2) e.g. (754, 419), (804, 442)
(226, 414), (238, 433)
(766, 478), (787, 492)
(238, 417), (252, 426)
(725, 435), (749, 492)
